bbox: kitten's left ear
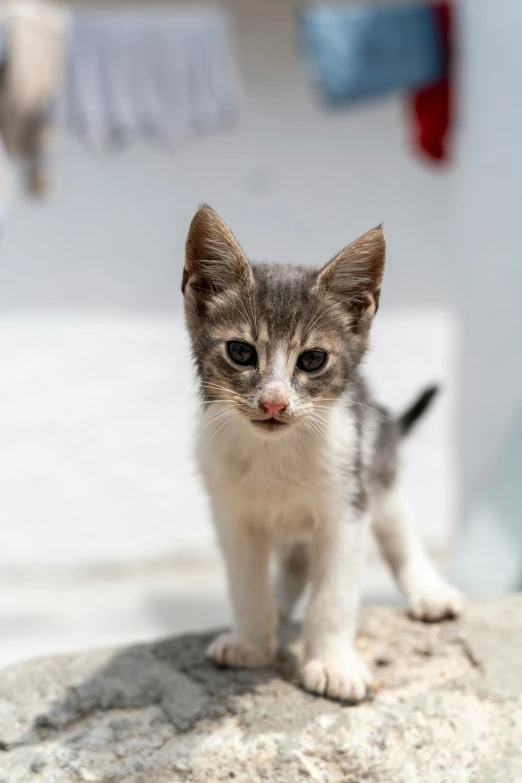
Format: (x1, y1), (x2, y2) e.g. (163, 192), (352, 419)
(317, 226), (386, 324)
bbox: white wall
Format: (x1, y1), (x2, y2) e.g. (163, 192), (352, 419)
(456, 0), (522, 505)
(0, 310), (458, 566)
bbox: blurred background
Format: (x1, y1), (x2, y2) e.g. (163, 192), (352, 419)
(1, 0), (521, 670)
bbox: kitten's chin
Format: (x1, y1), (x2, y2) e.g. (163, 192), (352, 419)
(249, 419), (292, 437)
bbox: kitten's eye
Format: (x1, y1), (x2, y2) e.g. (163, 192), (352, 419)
(227, 341), (257, 366)
(297, 350), (327, 372)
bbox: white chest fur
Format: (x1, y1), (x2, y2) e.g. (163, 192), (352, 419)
(197, 402), (355, 540)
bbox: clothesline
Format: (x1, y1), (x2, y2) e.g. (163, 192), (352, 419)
(0, 1), (241, 196)
(0, 0), (452, 202)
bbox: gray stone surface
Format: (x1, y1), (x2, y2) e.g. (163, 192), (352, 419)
(0, 596), (521, 783)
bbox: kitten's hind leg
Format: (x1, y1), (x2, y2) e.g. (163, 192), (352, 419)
(274, 542), (310, 620)
(372, 483), (464, 621)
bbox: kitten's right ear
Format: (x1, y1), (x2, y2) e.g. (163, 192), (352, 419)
(182, 206), (253, 302)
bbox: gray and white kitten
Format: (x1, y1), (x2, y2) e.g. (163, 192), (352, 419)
(182, 205), (464, 702)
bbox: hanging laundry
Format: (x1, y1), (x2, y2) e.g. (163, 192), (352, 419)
(0, 0), (68, 196)
(299, 3), (444, 106)
(409, 3), (452, 163)
(57, 7), (240, 149)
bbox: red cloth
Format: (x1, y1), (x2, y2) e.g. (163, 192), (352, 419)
(411, 3), (452, 162)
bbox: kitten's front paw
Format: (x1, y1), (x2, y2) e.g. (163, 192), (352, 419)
(302, 652), (373, 702)
(206, 633), (275, 669)
(408, 582), (465, 622)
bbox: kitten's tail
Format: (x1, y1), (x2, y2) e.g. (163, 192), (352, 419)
(398, 384), (439, 436)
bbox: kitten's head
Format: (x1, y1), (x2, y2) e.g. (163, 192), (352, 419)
(182, 206), (385, 438)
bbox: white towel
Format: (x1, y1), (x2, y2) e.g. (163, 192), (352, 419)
(58, 7), (240, 148)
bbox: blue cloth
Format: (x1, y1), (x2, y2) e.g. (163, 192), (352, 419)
(299, 4), (444, 106)
(58, 7), (240, 148)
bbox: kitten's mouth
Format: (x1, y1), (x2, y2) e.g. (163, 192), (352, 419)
(251, 418), (288, 430)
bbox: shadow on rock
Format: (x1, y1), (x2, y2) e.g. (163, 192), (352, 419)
(29, 623), (304, 743)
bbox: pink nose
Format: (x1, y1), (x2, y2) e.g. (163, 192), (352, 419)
(261, 401), (287, 417)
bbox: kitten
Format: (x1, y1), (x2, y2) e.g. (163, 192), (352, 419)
(182, 205), (464, 702)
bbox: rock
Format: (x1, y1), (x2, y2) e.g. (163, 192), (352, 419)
(0, 596), (521, 783)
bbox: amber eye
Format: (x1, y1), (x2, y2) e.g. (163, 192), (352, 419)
(227, 341), (257, 366)
(297, 350), (327, 372)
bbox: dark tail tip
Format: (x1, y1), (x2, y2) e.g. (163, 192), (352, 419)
(398, 384), (439, 436)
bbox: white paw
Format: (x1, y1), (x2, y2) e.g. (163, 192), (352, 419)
(206, 632), (275, 669)
(408, 582), (465, 622)
(302, 652), (373, 702)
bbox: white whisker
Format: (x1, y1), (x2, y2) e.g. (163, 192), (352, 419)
(247, 285), (258, 337)
(208, 410), (236, 443)
(313, 397), (391, 420)
(309, 414), (330, 438)
(304, 312), (345, 337)
(302, 417), (322, 447)
(307, 416), (326, 446)
(213, 417), (236, 447)
(352, 400), (391, 419)
(235, 297), (255, 333)
(302, 301), (341, 340)
(201, 406), (237, 433)
(201, 382), (250, 403)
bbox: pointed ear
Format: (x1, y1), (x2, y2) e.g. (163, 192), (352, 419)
(316, 226), (386, 325)
(182, 206), (253, 304)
